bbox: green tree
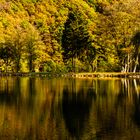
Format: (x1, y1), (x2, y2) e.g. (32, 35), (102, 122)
(62, 11), (93, 72)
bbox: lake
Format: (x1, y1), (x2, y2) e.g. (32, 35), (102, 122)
(0, 77), (140, 140)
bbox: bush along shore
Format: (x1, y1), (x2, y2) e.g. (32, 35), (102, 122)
(0, 72), (64, 78)
(0, 72), (140, 78)
(64, 72), (140, 78)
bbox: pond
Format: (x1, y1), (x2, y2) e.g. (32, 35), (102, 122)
(0, 77), (140, 140)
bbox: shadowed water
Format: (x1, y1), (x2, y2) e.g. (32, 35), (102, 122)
(0, 77), (140, 140)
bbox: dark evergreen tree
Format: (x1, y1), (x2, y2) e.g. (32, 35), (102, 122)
(62, 11), (93, 72)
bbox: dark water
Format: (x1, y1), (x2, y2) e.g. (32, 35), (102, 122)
(0, 77), (140, 140)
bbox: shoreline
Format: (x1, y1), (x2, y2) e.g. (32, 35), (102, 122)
(0, 72), (140, 78)
(64, 72), (140, 78)
(0, 72), (61, 77)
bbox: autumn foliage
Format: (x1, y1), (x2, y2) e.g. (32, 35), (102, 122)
(0, 0), (140, 73)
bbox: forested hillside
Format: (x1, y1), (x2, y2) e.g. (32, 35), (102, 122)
(0, 0), (140, 73)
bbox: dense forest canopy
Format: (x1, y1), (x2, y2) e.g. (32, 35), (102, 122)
(0, 0), (140, 73)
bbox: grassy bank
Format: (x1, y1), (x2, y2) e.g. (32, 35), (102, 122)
(64, 72), (140, 78)
(0, 72), (63, 78)
(0, 72), (140, 78)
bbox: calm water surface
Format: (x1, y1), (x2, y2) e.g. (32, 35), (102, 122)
(0, 77), (140, 140)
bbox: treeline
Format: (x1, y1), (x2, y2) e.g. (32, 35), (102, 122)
(0, 0), (140, 73)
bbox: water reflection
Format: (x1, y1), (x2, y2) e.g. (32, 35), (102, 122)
(132, 79), (140, 129)
(62, 79), (96, 139)
(0, 78), (140, 139)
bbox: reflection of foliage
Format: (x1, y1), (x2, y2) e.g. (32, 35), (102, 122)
(62, 86), (94, 138)
(0, 78), (140, 139)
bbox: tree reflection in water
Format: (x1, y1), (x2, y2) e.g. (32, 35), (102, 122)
(132, 79), (140, 129)
(0, 77), (21, 106)
(62, 86), (95, 139)
(0, 78), (140, 139)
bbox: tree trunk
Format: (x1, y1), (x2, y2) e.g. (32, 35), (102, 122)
(133, 55), (138, 73)
(124, 61), (127, 73)
(90, 63), (94, 72)
(29, 55), (33, 72)
(127, 53), (130, 72)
